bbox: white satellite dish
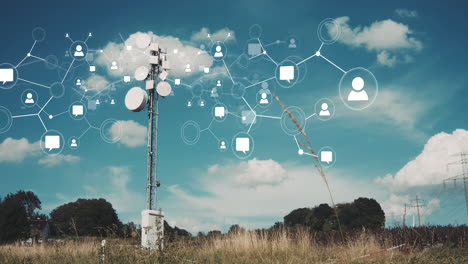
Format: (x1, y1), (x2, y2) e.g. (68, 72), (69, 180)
(134, 66), (149, 81)
(125, 87), (148, 112)
(136, 34), (151, 49)
(156, 81), (172, 97)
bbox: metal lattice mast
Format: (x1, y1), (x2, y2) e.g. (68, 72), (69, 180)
(444, 152), (468, 217)
(146, 44), (163, 210)
(410, 195), (425, 227)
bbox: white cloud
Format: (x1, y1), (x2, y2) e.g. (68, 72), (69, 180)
(208, 158), (288, 188)
(376, 129), (468, 188)
(381, 194), (440, 222)
(83, 74), (109, 92)
(110, 120), (146, 148)
(37, 154), (80, 168)
(164, 160), (381, 233)
(96, 31), (214, 78)
(0, 137), (40, 162)
(395, 8), (418, 18)
(190, 27), (235, 43)
(330, 16), (422, 66)
(335, 89), (428, 140)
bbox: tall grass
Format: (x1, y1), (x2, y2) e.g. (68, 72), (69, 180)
(0, 227), (466, 263)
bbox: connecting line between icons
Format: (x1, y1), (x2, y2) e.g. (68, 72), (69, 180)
(61, 59), (75, 84)
(38, 115), (48, 132)
(305, 113), (316, 120)
(256, 114), (281, 119)
(245, 77), (275, 89)
(223, 60), (235, 84)
(18, 78), (51, 89)
(294, 136), (301, 150)
(257, 38), (278, 66)
(241, 97), (254, 113)
(320, 55), (346, 73)
(297, 54), (316, 65)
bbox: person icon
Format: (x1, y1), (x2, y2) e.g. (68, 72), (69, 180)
(214, 45), (223, 57)
(210, 87), (218, 98)
(216, 80), (221, 87)
(200, 44), (205, 51)
(110, 99), (115, 105)
(319, 103), (330, 116)
(200, 100), (205, 107)
(187, 101), (192, 107)
(220, 141), (227, 150)
(70, 139), (78, 147)
(347, 77), (369, 101)
(96, 99), (100, 105)
(76, 79), (82, 86)
(289, 38), (297, 49)
(259, 93), (269, 104)
(25, 93), (34, 104)
(185, 64), (191, 73)
(111, 61), (118, 70)
(74, 45), (85, 57)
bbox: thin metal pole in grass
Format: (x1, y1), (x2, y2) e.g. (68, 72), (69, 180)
(100, 240), (106, 264)
(272, 94), (345, 242)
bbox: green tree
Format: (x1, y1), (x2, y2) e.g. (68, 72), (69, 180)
(0, 190), (42, 243)
(50, 198), (122, 237)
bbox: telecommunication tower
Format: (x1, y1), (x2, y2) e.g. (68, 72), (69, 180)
(124, 36), (172, 249)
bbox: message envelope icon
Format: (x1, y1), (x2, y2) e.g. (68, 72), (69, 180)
(214, 106), (225, 118)
(72, 105), (84, 116)
(279, 66), (294, 82)
(45, 135), (60, 151)
(0, 68), (14, 84)
(235, 137), (250, 154)
(320, 151), (333, 164)
(123, 76), (131, 83)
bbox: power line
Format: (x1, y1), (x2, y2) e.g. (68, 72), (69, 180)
(410, 195), (425, 227)
(444, 152), (468, 217)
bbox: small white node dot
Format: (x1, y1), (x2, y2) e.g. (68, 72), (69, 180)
(49, 115), (53, 119)
(298, 149), (304, 155)
(27, 53), (31, 57)
(242, 116), (246, 121)
(315, 51), (321, 56)
(263, 50), (267, 54)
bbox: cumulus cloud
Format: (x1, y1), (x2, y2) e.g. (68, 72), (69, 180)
(208, 159), (288, 188)
(382, 194), (439, 217)
(330, 16), (422, 66)
(110, 120), (146, 147)
(334, 89), (428, 140)
(376, 129), (468, 188)
(395, 8), (418, 18)
(164, 160), (380, 233)
(0, 137), (40, 162)
(83, 74), (109, 92)
(190, 27), (236, 43)
(96, 31), (214, 78)
(37, 154), (80, 168)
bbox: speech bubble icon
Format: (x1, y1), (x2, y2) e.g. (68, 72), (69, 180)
(320, 150), (333, 164)
(214, 106), (225, 118)
(123, 76), (131, 83)
(72, 105), (84, 117)
(0, 69), (14, 85)
(45, 135), (60, 151)
(236, 137), (250, 154)
(279, 66), (294, 83)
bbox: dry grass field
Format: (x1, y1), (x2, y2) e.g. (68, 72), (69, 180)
(0, 227), (467, 264)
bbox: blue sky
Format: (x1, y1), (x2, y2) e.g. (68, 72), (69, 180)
(0, 0), (467, 233)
